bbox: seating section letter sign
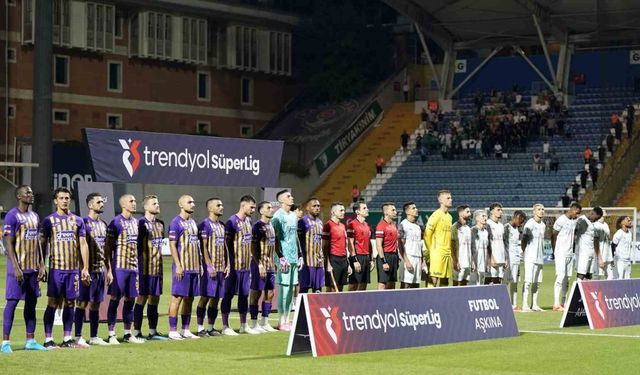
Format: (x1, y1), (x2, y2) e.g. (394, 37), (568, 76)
(561, 279), (640, 329)
(287, 285), (518, 357)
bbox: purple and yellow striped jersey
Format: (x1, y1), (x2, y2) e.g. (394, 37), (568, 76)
(41, 212), (86, 271)
(83, 216), (107, 273)
(138, 217), (164, 276)
(3, 208), (40, 272)
(298, 214), (324, 267)
(106, 214), (139, 271)
(199, 218), (226, 271)
(252, 220), (276, 271)
(225, 214), (252, 271)
(169, 216), (200, 273)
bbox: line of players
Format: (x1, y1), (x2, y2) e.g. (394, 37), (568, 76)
(2, 186), (305, 352)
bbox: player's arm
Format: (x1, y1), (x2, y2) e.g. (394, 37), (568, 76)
(450, 225), (459, 271)
(486, 225), (493, 261)
(3, 215), (22, 281)
(551, 229), (559, 251)
(104, 222), (115, 276)
(424, 214), (438, 252)
(79, 236), (91, 285)
(199, 226), (214, 277)
(521, 226), (532, 249)
(169, 238), (183, 280)
(251, 225), (266, 278)
(224, 220), (236, 271)
(594, 230), (602, 267)
(503, 224), (510, 251)
(470, 228), (477, 271)
(611, 231), (620, 255)
(397, 225), (413, 273)
(322, 226), (331, 272)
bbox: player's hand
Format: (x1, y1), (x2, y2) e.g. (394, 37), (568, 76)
(298, 257), (304, 267)
(224, 266), (230, 279)
(175, 264), (184, 280)
(106, 270), (113, 286)
(598, 258), (604, 269)
(490, 257), (496, 267)
(259, 265), (266, 279)
(370, 260), (375, 272)
(13, 268), (24, 283)
(383, 263), (390, 272)
(353, 261), (361, 273)
(471, 263), (477, 272)
(81, 268), (91, 286)
(348, 266), (353, 276)
(326, 262), (333, 274)
(454, 261), (461, 272)
(38, 267), (46, 282)
(279, 257), (290, 273)
(406, 261), (415, 274)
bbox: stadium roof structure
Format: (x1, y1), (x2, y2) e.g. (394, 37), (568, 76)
(384, 0), (640, 50)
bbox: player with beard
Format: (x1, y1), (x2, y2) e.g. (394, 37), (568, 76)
(504, 211), (526, 310)
(574, 207), (604, 281)
(551, 203), (581, 312)
(298, 199), (324, 294)
(347, 202), (373, 291)
(470, 210), (490, 286)
(451, 205), (471, 286)
(376, 203), (399, 290)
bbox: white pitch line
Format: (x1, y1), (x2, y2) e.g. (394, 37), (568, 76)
(521, 330), (640, 338)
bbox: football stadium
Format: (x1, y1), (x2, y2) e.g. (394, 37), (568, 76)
(2, 0), (640, 373)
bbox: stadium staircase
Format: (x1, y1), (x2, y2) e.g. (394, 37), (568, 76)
(616, 166), (640, 209)
(311, 103), (419, 212)
(364, 87), (640, 210)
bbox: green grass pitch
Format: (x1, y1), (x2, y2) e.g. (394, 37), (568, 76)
(2, 257), (640, 374)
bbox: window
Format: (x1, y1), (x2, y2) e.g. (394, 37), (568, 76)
(196, 121), (210, 135)
(53, 109), (69, 124)
(8, 0), (16, 6)
(8, 105), (16, 119)
(268, 30), (292, 75)
(54, 55), (70, 86)
(115, 10), (124, 39)
(197, 72), (210, 101)
(107, 114), (122, 129)
(240, 125), (253, 138)
(146, 12), (171, 58)
(107, 61), (122, 92)
(22, 0), (34, 42)
(182, 17), (207, 64)
(87, 2), (115, 52)
(52, 0), (70, 46)
(241, 77), (253, 105)
(7, 48), (16, 63)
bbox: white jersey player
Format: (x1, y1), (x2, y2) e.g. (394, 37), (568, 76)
(612, 215), (634, 279)
(451, 205), (472, 286)
(487, 203), (507, 284)
(504, 211), (526, 311)
(522, 204), (546, 312)
(471, 210), (490, 286)
(551, 203), (581, 312)
(574, 207), (604, 280)
(398, 202), (426, 288)
(593, 211), (614, 280)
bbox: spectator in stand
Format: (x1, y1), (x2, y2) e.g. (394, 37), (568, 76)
(402, 81), (410, 102)
(583, 146), (592, 164)
(401, 130), (409, 153)
(610, 112), (620, 126)
(579, 168), (589, 189)
(543, 140), (550, 158)
(550, 152), (559, 173)
(415, 133), (423, 153)
(561, 194), (571, 208)
(532, 154), (542, 171)
(606, 133), (615, 153)
(589, 159), (599, 189)
(598, 144), (607, 164)
(571, 182), (580, 201)
(494, 143), (503, 159)
(421, 108), (428, 123)
(544, 156), (551, 174)
(546, 115), (557, 137)
(420, 146), (427, 163)
(627, 104), (635, 138)
(614, 119), (623, 141)
(351, 185), (360, 203)
(375, 155), (384, 175)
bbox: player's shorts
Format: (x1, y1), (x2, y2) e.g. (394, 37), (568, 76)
(456, 267), (471, 282)
(224, 270), (251, 297)
(554, 253), (575, 277)
(399, 255), (422, 284)
(504, 263), (520, 283)
(349, 254), (371, 284)
(78, 271), (105, 303)
(48, 269), (79, 299)
(200, 270), (225, 298)
(139, 274), (163, 297)
(250, 263), (276, 291)
(616, 258), (632, 279)
(490, 263), (505, 278)
(299, 265), (324, 292)
(429, 252), (452, 279)
(376, 252), (399, 284)
(172, 272), (200, 297)
(5, 271), (40, 300)
(326, 256), (349, 288)
(523, 262), (543, 284)
(576, 254), (594, 275)
(276, 262), (299, 286)
(109, 269), (139, 298)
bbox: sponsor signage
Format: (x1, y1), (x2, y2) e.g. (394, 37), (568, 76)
(314, 101), (383, 175)
(560, 280), (640, 329)
(287, 285), (518, 357)
(455, 59), (467, 73)
(83, 129), (284, 187)
(630, 50), (640, 64)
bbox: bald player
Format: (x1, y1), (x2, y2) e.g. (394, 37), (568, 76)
(41, 187), (90, 349)
(167, 195), (201, 339)
(133, 195), (166, 340)
(424, 190), (453, 287)
(298, 198), (324, 294)
(105, 194), (144, 344)
(196, 198), (227, 337)
(323, 202), (350, 292)
(2, 185), (46, 353)
(376, 203), (399, 290)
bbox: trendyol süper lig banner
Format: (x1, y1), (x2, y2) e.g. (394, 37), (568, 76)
(287, 285), (518, 357)
(83, 129), (284, 187)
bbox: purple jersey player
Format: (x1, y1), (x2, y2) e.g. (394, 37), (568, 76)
(298, 198), (325, 293)
(220, 195), (256, 336)
(40, 187), (90, 349)
(167, 195), (202, 340)
(73, 192), (109, 347)
(2, 185), (46, 353)
(196, 197), (228, 337)
(133, 195), (167, 341)
(248, 201), (278, 333)
(105, 194), (144, 344)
